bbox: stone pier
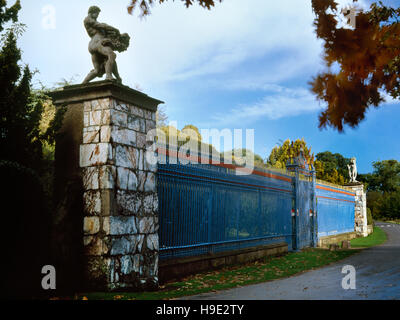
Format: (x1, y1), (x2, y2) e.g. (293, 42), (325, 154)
(346, 183), (368, 237)
(50, 80), (163, 291)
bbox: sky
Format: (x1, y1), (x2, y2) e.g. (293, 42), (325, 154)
(12, 0), (400, 173)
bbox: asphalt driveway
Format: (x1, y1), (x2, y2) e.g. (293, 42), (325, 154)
(183, 222), (400, 300)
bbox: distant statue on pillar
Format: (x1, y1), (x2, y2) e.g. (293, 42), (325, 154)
(348, 157), (358, 183)
(82, 6), (130, 84)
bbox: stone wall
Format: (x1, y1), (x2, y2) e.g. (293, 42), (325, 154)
(81, 97), (159, 290)
(50, 80), (163, 291)
(317, 232), (357, 248)
(159, 243), (288, 282)
(347, 184), (368, 237)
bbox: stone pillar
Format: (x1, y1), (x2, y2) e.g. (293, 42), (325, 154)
(347, 184), (368, 237)
(50, 80), (163, 291)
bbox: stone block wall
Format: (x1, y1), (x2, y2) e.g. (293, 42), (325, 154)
(50, 80), (163, 291)
(347, 184), (368, 237)
(317, 232), (357, 248)
(80, 97), (158, 290)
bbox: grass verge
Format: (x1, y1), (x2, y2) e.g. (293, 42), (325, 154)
(73, 248), (359, 300)
(350, 226), (387, 248)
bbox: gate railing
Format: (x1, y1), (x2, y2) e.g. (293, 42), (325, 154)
(316, 181), (356, 237)
(157, 148), (295, 260)
(157, 147), (356, 260)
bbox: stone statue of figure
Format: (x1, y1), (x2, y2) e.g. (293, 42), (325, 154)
(348, 157), (358, 183)
(82, 6), (130, 84)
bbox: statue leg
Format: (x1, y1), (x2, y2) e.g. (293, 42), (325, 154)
(83, 54), (103, 84)
(83, 70), (98, 84)
(112, 62), (122, 83)
(98, 46), (116, 81)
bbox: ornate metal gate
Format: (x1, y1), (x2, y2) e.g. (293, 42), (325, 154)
(287, 148), (317, 250)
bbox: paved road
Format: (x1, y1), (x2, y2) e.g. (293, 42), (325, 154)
(183, 222), (400, 300)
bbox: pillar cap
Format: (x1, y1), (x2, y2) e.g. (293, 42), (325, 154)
(48, 80), (164, 112)
(344, 182), (363, 187)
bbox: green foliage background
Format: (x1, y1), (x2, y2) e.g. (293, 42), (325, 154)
(358, 160), (400, 220)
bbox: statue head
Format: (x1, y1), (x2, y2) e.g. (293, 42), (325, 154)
(351, 157), (356, 165)
(88, 6), (101, 18)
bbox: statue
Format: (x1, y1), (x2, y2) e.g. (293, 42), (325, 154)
(82, 6), (130, 84)
(348, 157), (358, 183)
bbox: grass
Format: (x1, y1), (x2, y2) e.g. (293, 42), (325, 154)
(350, 226), (387, 248)
(57, 227), (389, 300)
(73, 248), (359, 300)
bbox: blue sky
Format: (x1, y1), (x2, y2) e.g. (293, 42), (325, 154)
(14, 0), (400, 173)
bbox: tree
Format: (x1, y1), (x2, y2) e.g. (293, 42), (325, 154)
(127, 0), (222, 17)
(375, 191), (400, 219)
(159, 124), (181, 145)
(0, 0), (20, 32)
(266, 141), (351, 185)
(315, 151), (350, 185)
(360, 160), (400, 219)
(182, 124), (202, 141)
(223, 148), (265, 168)
(366, 160), (400, 193)
(266, 138), (314, 170)
(0, 1), (66, 298)
(158, 123), (219, 157)
(311, 0), (400, 131)
(0, 4), (65, 172)
(366, 190), (382, 218)
(156, 105), (168, 128)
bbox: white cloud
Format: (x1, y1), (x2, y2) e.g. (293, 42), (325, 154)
(210, 85), (324, 127)
(19, 0), (369, 89)
(128, 0), (323, 87)
(129, 0), (369, 88)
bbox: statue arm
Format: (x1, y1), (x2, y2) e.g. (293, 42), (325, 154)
(85, 17), (118, 33)
(99, 22), (118, 33)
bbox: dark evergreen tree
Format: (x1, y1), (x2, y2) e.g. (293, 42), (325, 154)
(0, 1), (65, 298)
(0, 0), (20, 32)
(0, 32), (43, 168)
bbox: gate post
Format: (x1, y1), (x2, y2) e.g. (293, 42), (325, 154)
(287, 156), (301, 251)
(286, 147), (316, 250)
(50, 80), (163, 291)
(310, 168), (317, 247)
(293, 167), (300, 251)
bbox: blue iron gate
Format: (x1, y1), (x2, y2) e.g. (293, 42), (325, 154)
(157, 159), (295, 260)
(295, 178), (316, 249)
(157, 148), (355, 260)
(286, 148), (317, 250)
